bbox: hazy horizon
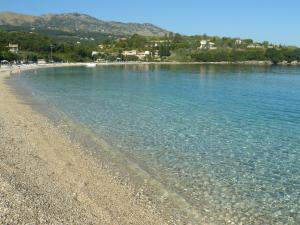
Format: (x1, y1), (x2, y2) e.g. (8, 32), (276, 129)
(1, 0), (300, 47)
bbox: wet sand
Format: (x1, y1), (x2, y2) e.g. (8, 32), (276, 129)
(0, 64), (169, 224)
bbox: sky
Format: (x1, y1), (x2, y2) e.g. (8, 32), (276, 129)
(1, 0), (300, 46)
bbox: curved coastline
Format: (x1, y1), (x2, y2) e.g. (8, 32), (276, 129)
(2, 63), (298, 224)
(0, 64), (173, 225)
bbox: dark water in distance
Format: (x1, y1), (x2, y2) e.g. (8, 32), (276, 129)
(13, 64), (300, 224)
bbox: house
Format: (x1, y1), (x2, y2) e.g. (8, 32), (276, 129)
(247, 44), (256, 49)
(136, 51), (151, 59)
(37, 59), (46, 64)
(198, 40), (217, 50)
(96, 58), (106, 63)
(235, 39), (242, 46)
(122, 50), (151, 59)
(92, 51), (99, 57)
(123, 50), (138, 56)
(209, 42), (217, 50)
(199, 40), (208, 49)
(7, 43), (19, 53)
(247, 43), (263, 49)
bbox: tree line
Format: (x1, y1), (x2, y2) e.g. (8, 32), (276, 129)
(1, 30), (300, 64)
(0, 31), (96, 63)
(191, 48), (300, 64)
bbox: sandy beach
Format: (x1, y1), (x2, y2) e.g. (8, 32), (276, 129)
(0, 64), (169, 224)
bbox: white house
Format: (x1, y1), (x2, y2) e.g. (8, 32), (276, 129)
(209, 42), (217, 50)
(7, 43), (19, 53)
(247, 43), (263, 49)
(247, 44), (256, 48)
(136, 51), (151, 59)
(123, 50), (138, 56)
(199, 40), (208, 49)
(235, 39), (242, 46)
(198, 40), (217, 50)
(91, 51), (99, 57)
(122, 50), (151, 59)
(37, 59), (46, 64)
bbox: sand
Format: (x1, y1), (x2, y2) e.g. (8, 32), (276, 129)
(0, 64), (170, 225)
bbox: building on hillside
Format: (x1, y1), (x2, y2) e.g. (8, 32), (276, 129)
(123, 50), (138, 56)
(198, 40), (217, 50)
(122, 50), (151, 59)
(136, 51), (150, 59)
(7, 43), (19, 53)
(235, 39), (242, 46)
(247, 43), (263, 49)
(247, 44), (256, 48)
(96, 58), (106, 63)
(199, 40), (208, 49)
(92, 51), (100, 57)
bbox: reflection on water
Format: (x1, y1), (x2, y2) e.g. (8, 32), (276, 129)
(12, 65), (300, 224)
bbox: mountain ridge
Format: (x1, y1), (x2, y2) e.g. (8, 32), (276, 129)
(0, 11), (168, 36)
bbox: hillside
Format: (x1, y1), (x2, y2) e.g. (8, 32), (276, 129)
(0, 11), (168, 36)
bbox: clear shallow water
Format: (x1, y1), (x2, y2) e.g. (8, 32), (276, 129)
(13, 65), (300, 224)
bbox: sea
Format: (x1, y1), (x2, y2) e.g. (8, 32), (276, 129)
(10, 64), (300, 224)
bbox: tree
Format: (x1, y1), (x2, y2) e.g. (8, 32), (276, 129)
(265, 49), (284, 64)
(128, 34), (147, 49)
(173, 33), (183, 43)
(169, 48), (191, 62)
(0, 51), (18, 62)
(159, 43), (171, 57)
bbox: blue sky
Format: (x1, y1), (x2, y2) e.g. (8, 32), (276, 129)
(1, 0), (300, 46)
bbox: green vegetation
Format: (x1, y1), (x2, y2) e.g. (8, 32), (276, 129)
(1, 28), (300, 64)
(96, 33), (300, 64)
(0, 30), (97, 62)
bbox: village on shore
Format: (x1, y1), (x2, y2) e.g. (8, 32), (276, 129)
(1, 29), (300, 67)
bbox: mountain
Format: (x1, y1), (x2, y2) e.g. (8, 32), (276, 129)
(0, 11), (168, 36)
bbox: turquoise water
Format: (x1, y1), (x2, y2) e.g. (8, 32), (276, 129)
(13, 65), (300, 224)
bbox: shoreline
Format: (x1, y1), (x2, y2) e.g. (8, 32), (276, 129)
(0, 64), (171, 224)
(1, 62), (297, 224)
(1, 59), (299, 72)
(93, 60), (300, 66)
(96, 60), (273, 66)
